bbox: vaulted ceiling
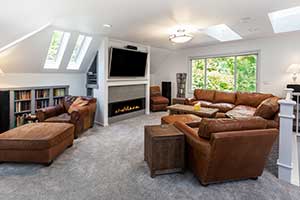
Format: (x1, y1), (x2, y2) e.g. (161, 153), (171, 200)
(0, 0), (299, 73)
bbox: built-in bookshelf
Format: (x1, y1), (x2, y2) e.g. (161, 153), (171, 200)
(0, 85), (69, 132)
(35, 89), (50, 109)
(86, 53), (98, 97)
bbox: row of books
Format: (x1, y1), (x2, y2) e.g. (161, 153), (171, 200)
(15, 102), (31, 113)
(36, 100), (49, 109)
(54, 89), (65, 97)
(54, 98), (64, 105)
(36, 90), (49, 98)
(15, 91), (31, 100)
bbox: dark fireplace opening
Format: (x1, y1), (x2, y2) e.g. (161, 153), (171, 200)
(108, 98), (145, 117)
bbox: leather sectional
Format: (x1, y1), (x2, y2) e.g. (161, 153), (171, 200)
(185, 89), (279, 128)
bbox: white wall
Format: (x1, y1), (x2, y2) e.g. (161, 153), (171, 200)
(151, 32), (300, 98)
(0, 73), (86, 96)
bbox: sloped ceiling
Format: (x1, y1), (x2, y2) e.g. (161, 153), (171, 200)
(0, 0), (300, 73)
(0, 26), (102, 73)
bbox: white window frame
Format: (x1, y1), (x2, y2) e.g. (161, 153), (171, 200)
(188, 51), (260, 94)
(44, 31), (70, 69)
(67, 35), (92, 70)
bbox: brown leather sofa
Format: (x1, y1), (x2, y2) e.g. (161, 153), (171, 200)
(150, 86), (169, 111)
(185, 89), (279, 128)
(174, 117), (278, 185)
(37, 96), (97, 138)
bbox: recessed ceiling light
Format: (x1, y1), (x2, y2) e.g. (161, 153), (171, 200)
(103, 24), (112, 28)
(204, 24), (242, 42)
(269, 6), (300, 33)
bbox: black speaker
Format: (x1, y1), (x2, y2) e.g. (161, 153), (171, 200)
(162, 81), (171, 106)
(0, 91), (10, 133)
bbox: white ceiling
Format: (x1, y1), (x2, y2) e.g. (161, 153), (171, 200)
(1, 0), (300, 50)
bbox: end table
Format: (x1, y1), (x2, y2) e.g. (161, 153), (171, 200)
(144, 124), (185, 178)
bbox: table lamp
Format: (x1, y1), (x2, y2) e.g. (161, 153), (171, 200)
(287, 64), (300, 82)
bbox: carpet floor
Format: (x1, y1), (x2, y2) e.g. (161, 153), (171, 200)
(0, 112), (299, 200)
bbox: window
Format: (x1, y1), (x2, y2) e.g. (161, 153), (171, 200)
(67, 35), (92, 70)
(44, 30), (70, 69)
(191, 53), (257, 92)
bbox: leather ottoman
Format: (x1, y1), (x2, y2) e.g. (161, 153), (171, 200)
(0, 123), (74, 165)
(161, 114), (202, 128)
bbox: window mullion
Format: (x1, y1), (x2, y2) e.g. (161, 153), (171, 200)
(204, 58), (207, 89)
(234, 56), (237, 91)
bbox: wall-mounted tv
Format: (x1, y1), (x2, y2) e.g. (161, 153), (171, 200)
(109, 47), (148, 77)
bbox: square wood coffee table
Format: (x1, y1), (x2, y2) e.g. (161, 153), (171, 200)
(144, 124), (184, 178)
(167, 104), (219, 118)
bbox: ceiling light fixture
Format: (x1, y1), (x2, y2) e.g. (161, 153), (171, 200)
(169, 29), (193, 44)
(103, 24), (112, 28)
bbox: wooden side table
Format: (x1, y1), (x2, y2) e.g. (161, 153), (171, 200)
(144, 124), (185, 178)
(172, 97), (186, 105)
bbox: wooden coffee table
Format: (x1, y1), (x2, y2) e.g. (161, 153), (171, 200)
(167, 104), (219, 118)
(144, 124), (184, 178)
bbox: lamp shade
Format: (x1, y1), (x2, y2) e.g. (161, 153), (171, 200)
(287, 64), (300, 73)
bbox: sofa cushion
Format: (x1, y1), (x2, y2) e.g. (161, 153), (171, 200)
(225, 105), (256, 118)
(0, 123), (74, 150)
(63, 96), (77, 111)
(194, 89), (215, 102)
(198, 117), (267, 139)
(45, 113), (71, 123)
(254, 97), (279, 119)
(151, 96), (169, 105)
(208, 103), (235, 113)
(236, 92), (273, 107)
(161, 114), (202, 127)
(214, 91), (236, 104)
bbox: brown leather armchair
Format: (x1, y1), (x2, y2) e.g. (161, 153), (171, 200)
(150, 86), (169, 111)
(174, 117), (278, 185)
(37, 96), (97, 139)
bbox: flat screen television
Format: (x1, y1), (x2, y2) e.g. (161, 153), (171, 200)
(109, 47), (148, 77)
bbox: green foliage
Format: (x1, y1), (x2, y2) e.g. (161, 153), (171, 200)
(192, 55), (257, 92)
(46, 31), (64, 61)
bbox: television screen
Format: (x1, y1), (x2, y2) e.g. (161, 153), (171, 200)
(109, 48), (148, 77)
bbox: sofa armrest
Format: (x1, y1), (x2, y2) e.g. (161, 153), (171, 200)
(184, 98), (197, 105)
(174, 121), (211, 154)
(70, 106), (89, 122)
(36, 104), (65, 122)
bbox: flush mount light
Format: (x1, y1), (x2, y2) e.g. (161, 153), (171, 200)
(169, 29), (193, 44)
(204, 24), (242, 42)
(103, 24), (112, 28)
(269, 6), (300, 33)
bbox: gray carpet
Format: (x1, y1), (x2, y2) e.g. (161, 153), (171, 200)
(0, 112), (299, 200)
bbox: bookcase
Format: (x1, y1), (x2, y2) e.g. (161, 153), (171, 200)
(0, 85), (69, 133)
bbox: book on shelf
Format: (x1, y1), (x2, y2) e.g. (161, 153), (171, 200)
(36, 100), (49, 109)
(15, 101), (30, 113)
(35, 90), (49, 98)
(15, 91), (31, 100)
(54, 88), (65, 97)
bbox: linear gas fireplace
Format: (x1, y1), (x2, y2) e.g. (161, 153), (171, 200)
(108, 98), (145, 117)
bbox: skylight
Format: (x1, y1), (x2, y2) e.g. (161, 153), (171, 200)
(204, 24), (242, 42)
(269, 6), (300, 33)
(67, 35), (92, 70)
(44, 30), (70, 69)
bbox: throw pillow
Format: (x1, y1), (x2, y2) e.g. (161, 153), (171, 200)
(254, 97), (279, 119)
(68, 97), (89, 114)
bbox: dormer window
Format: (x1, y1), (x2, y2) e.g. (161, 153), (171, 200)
(67, 35), (92, 70)
(44, 30), (70, 69)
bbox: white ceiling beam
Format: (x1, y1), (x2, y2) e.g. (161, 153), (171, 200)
(0, 23), (51, 54)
